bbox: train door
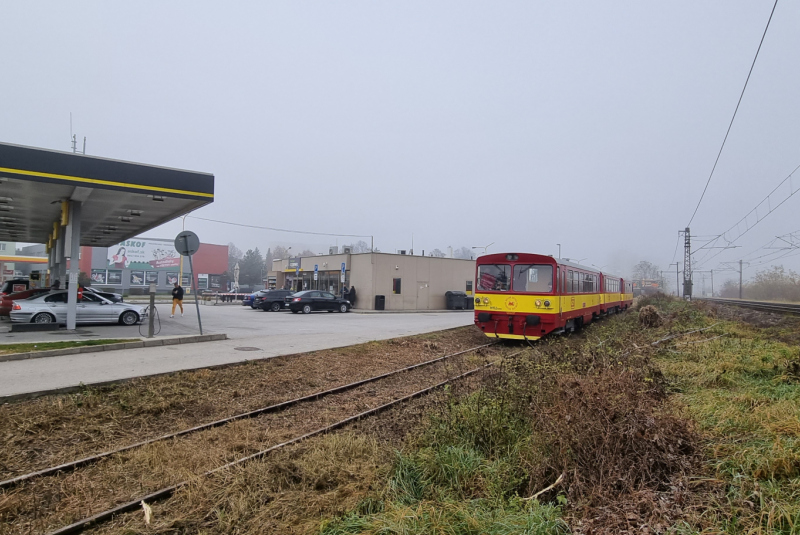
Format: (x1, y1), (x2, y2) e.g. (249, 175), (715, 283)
(599, 273), (605, 311)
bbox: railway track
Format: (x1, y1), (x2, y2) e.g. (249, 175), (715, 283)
(1, 343), (511, 535)
(696, 297), (800, 316)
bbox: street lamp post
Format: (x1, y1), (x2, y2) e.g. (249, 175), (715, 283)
(557, 244), (561, 259)
(471, 242), (494, 257)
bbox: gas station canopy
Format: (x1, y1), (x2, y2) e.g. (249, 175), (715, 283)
(0, 142), (214, 247)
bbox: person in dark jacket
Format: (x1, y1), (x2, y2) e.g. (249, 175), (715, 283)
(348, 286), (357, 308)
(171, 282), (185, 317)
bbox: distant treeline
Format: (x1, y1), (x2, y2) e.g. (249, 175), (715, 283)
(719, 265), (800, 302)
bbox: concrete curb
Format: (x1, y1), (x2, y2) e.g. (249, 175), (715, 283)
(0, 333), (228, 363)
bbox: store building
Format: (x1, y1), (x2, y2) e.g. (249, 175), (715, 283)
(269, 252), (475, 310)
(17, 237), (228, 293)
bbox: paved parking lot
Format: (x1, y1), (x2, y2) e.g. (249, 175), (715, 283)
(0, 304), (474, 399)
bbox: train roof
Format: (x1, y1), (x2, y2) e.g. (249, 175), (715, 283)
(476, 252), (622, 278)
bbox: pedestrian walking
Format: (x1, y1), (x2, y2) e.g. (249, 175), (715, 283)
(341, 285), (349, 300)
(348, 286), (357, 308)
(171, 282), (184, 317)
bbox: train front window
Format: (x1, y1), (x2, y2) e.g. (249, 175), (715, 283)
(477, 264), (511, 291)
(512, 265), (554, 293)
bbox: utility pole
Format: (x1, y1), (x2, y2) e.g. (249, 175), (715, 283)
(683, 227), (692, 300)
(669, 263), (679, 297)
(739, 259), (743, 299)
(711, 269), (714, 297)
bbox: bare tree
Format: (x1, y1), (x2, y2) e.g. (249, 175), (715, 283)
(272, 245), (291, 261)
(344, 240), (372, 253)
(632, 261), (660, 280)
(453, 246), (473, 260)
(429, 248), (446, 257)
(228, 242), (244, 272)
(299, 249), (316, 257)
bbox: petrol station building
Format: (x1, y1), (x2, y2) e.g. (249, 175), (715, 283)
(0, 142), (215, 328)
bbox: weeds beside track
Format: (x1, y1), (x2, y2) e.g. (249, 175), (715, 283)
(1, 342), (512, 535)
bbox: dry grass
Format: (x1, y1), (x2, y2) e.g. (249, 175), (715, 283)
(36, 376), (489, 535)
(0, 326), (489, 480)
(0, 339), (137, 356)
(4, 297), (797, 534)
(0, 333), (507, 534)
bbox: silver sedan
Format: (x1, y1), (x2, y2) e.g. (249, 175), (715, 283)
(10, 290), (146, 326)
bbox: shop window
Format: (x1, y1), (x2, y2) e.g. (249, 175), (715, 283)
(393, 278), (402, 294)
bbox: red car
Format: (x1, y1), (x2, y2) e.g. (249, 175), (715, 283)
(0, 288), (51, 316)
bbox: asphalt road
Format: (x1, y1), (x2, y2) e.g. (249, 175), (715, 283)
(0, 304), (474, 399)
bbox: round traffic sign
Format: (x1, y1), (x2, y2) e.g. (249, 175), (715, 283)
(174, 231), (200, 256)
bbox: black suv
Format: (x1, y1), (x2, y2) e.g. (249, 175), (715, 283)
(255, 289), (293, 311)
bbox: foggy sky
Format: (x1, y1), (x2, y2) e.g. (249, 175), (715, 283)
(2, 1), (799, 287)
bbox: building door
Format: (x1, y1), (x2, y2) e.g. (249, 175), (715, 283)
(416, 281), (430, 310)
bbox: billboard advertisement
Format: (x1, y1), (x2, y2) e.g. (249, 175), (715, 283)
(108, 239), (181, 270)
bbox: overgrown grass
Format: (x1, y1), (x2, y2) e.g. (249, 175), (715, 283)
(0, 339), (137, 355)
(321, 295), (800, 534)
(650, 298), (800, 534)
(320, 390), (568, 534)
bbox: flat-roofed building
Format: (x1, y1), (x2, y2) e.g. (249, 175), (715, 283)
(269, 252), (475, 310)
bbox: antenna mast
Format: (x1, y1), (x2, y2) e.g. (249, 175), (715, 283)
(69, 112), (86, 154)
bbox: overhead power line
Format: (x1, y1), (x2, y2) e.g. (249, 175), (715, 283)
(691, 161), (800, 270)
(686, 0), (780, 227)
(187, 216), (372, 239)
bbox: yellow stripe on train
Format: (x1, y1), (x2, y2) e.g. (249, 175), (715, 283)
(474, 292), (629, 314)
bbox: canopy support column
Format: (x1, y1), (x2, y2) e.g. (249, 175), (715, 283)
(65, 201), (82, 330)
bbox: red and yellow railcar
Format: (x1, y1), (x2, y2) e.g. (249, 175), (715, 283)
(474, 253), (633, 340)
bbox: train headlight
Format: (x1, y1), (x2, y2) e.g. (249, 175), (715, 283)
(535, 300), (542, 307)
(482, 297), (489, 304)
(475, 297), (480, 305)
(544, 300), (551, 307)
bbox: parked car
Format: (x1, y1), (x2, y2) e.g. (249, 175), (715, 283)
(285, 290), (351, 314)
(242, 293), (256, 308)
(0, 288), (50, 316)
(0, 279), (31, 296)
(10, 290), (147, 325)
(83, 286), (124, 303)
(254, 289), (293, 311)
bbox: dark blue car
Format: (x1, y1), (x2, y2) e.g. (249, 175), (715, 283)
(242, 293), (256, 308)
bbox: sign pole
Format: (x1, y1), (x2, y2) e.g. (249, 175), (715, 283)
(147, 283), (156, 338)
(186, 243), (203, 335)
(175, 231), (203, 336)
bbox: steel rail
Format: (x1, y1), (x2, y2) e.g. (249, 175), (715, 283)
(1, 342), (495, 490)
(45, 355), (518, 535)
(697, 297), (800, 316)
